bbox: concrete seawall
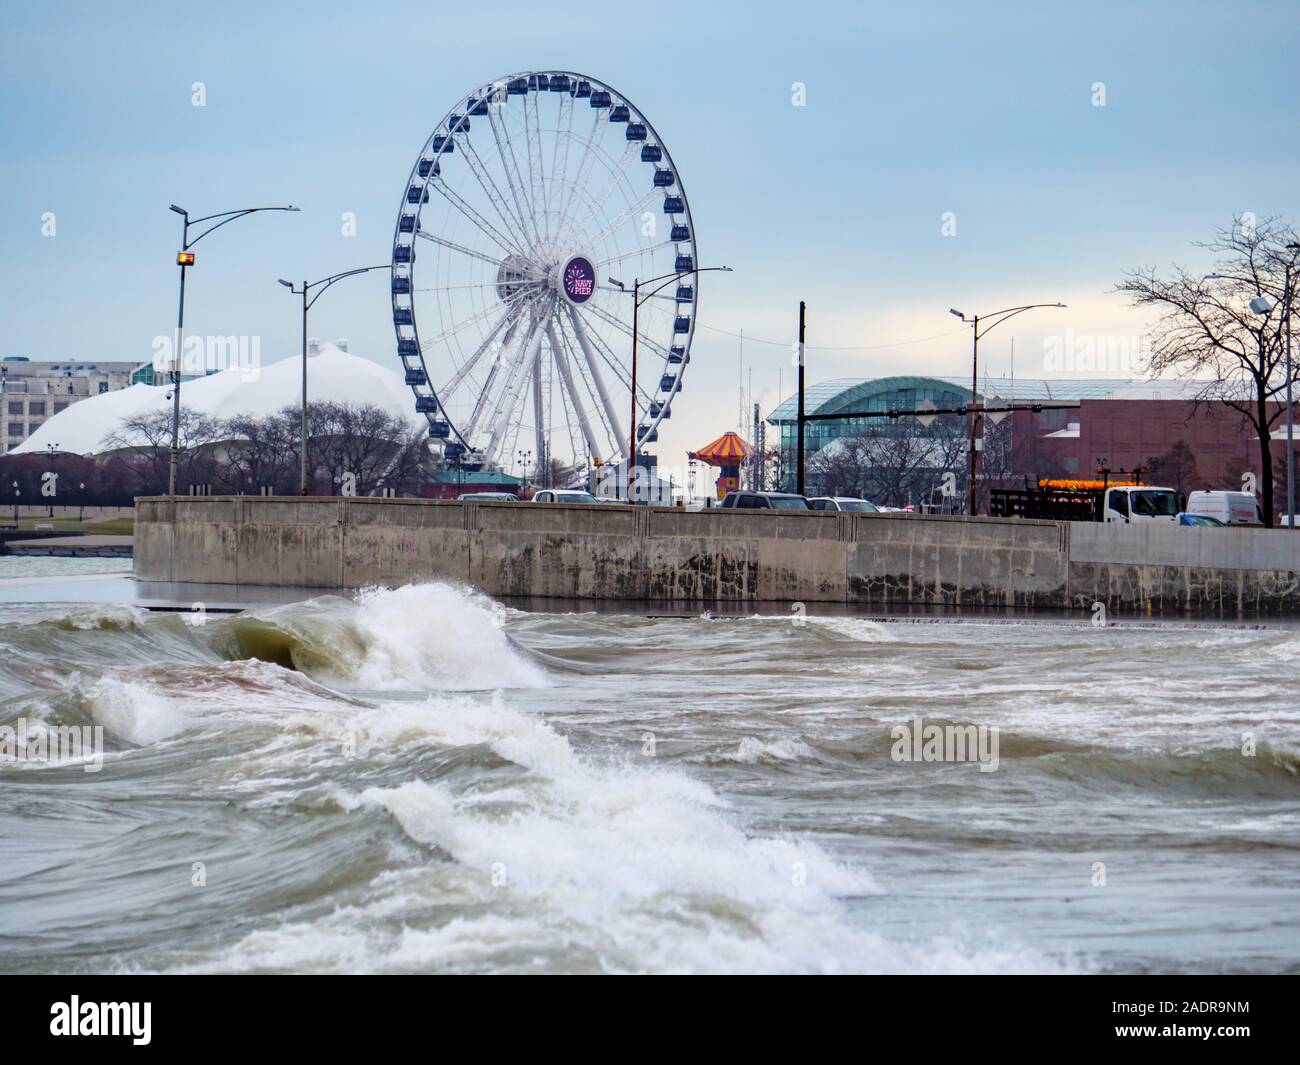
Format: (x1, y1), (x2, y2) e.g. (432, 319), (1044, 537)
(134, 496), (1300, 616)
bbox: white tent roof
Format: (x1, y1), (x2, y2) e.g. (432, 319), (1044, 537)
(15, 343), (423, 455)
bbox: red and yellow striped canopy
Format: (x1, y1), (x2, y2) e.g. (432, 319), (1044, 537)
(689, 431), (753, 466)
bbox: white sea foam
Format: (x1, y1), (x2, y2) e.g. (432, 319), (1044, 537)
(697, 736), (817, 765)
(808, 617), (898, 643)
(85, 676), (186, 744)
(258, 694), (1060, 974)
(340, 584), (548, 691)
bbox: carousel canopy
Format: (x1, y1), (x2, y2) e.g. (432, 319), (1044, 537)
(689, 431), (753, 466)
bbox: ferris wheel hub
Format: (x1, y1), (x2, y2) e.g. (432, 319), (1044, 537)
(553, 253), (597, 305)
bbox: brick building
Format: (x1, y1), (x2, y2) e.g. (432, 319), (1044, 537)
(768, 375), (1291, 510)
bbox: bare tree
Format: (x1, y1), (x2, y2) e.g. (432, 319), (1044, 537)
(104, 402), (434, 498)
(103, 406), (223, 494)
(308, 402), (431, 496)
(1145, 439), (1201, 498)
(220, 410), (300, 494)
(807, 418), (961, 506)
(1117, 216), (1300, 525)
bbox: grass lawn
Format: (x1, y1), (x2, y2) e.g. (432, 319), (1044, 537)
(0, 514), (134, 536)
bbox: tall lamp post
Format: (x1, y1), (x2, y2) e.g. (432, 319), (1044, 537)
(168, 203), (298, 495)
(278, 265), (391, 495)
(949, 302), (1066, 515)
(45, 443), (59, 518)
(608, 265), (733, 500)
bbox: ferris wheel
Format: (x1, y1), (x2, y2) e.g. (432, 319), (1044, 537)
(390, 71), (700, 479)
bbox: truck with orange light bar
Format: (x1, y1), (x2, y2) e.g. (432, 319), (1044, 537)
(990, 479), (1180, 524)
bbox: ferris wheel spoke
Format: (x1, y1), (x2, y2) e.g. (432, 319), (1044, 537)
(463, 313), (526, 442)
(484, 304), (551, 467)
(420, 299), (512, 350)
(545, 319), (602, 463)
(440, 304), (523, 406)
(428, 178), (522, 260)
(531, 331), (547, 476)
(581, 302), (671, 361)
(599, 240), (676, 269)
(416, 228), (503, 268)
(576, 188), (661, 252)
(558, 140), (638, 250)
(487, 105), (542, 252)
(454, 137), (537, 257)
(549, 94), (575, 243)
(467, 308), (532, 446)
(552, 110), (603, 251)
(415, 279), (533, 294)
(525, 93), (550, 247)
(604, 287), (677, 304)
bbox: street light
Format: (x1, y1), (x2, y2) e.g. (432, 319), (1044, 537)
(608, 265), (733, 500)
(45, 442), (59, 518)
(167, 203), (299, 496)
(277, 265), (391, 495)
(950, 302), (1066, 515)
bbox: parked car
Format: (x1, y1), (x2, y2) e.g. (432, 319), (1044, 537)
(531, 489), (600, 504)
(808, 496), (878, 513)
(1178, 512), (1225, 527)
(718, 491), (810, 510)
(457, 491), (518, 501)
(1185, 490), (1263, 526)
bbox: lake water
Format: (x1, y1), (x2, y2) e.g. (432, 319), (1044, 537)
(0, 560), (1296, 973)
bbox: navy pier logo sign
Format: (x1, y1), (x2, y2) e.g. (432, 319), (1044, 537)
(562, 256), (596, 303)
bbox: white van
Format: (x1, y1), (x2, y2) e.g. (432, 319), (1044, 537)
(1185, 490), (1263, 526)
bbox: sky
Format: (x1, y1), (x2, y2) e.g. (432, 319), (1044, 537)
(2, 0), (1298, 475)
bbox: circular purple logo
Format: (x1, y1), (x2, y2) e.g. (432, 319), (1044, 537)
(562, 255), (596, 304)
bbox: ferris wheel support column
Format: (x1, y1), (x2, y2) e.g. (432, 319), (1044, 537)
(566, 305), (626, 461)
(546, 320), (601, 463)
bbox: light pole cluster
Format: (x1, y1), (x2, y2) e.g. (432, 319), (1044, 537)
(167, 204), (299, 495)
(278, 267), (392, 495)
(608, 265), (733, 501)
(948, 303), (1066, 515)
(167, 202), (397, 498)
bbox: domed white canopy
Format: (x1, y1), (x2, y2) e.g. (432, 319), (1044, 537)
(14, 343), (423, 456)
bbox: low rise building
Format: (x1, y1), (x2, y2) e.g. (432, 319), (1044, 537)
(0, 357), (143, 455)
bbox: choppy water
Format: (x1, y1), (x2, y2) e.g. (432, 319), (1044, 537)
(0, 567), (1297, 974)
